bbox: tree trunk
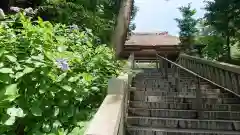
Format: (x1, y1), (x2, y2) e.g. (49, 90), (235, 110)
(226, 35), (231, 61)
(0, 0), (16, 12)
(0, 0), (10, 12)
(9, 0), (15, 7)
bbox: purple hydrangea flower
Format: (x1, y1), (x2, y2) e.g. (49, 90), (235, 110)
(24, 7), (35, 15)
(10, 6), (21, 12)
(69, 24), (79, 30)
(56, 59), (69, 71)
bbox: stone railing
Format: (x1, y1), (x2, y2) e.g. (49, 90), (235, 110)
(179, 53), (240, 96)
(84, 74), (130, 135)
(84, 54), (134, 135)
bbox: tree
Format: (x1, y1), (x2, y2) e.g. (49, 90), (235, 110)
(204, 0), (240, 61)
(128, 0), (138, 37)
(196, 20), (225, 60)
(175, 3), (198, 54)
(36, 0), (118, 44)
(1, 0), (138, 45)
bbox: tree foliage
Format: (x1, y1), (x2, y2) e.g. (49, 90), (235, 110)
(175, 3), (198, 53)
(4, 0), (138, 45)
(1, 0), (130, 44)
(195, 19), (225, 60)
(0, 13), (122, 135)
(204, 0), (240, 61)
(36, 0), (120, 44)
(128, 0), (138, 36)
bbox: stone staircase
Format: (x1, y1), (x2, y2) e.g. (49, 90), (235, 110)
(126, 69), (240, 135)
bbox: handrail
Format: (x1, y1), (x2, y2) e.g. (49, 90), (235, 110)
(179, 53), (240, 97)
(157, 54), (206, 79)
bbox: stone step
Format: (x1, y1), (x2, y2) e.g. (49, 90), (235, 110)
(130, 92), (240, 104)
(135, 74), (176, 77)
(134, 74), (186, 78)
(134, 81), (214, 90)
(135, 75), (196, 78)
(127, 116), (240, 131)
(131, 96), (240, 104)
(136, 70), (186, 74)
(134, 84), (214, 91)
(128, 108), (240, 120)
(134, 78), (210, 84)
(135, 73), (167, 76)
(134, 72), (203, 78)
(133, 80), (208, 86)
(129, 88), (231, 98)
(127, 126), (240, 135)
(134, 77), (198, 82)
(133, 77), (174, 82)
(136, 71), (174, 74)
(135, 71), (194, 76)
(134, 74), (210, 81)
(129, 101), (240, 111)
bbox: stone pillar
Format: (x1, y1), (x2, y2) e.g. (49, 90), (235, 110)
(158, 58), (163, 68)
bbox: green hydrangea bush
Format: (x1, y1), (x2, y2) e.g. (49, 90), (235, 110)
(0, 13), (122, 135)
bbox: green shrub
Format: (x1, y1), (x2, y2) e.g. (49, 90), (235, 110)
(0, 13), (122, 135)
(37, 0), (120, 44)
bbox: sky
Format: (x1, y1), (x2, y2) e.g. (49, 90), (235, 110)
(133, 0), (206, 36)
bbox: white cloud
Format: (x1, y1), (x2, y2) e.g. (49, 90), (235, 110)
(133, 0), (206, 35)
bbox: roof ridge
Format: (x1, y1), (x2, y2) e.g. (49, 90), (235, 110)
(125, 32), (180, 46)
(133, 31), (169, 35)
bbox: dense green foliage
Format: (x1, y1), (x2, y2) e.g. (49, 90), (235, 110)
(0, 13), (122, 135)
(5, 0), (138, 45)
(175, 3), (198, 53)
(36, 0), (121, 44)
(204, 0), (240, 61)
(128, 0), (138, 37)
(195, 19), (225, 60)
(175, 1), (240, 63)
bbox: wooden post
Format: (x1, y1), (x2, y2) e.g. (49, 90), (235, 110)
(132, 52), (135, 69)
(156, 59), (159, 70)
(174, 66), (180, 92)
(156, 54), (161, 71)
(164, 54), (168, 79)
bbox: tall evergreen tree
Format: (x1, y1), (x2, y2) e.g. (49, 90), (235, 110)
(128, 0), (138, 37)
(175, 3), (198, 54)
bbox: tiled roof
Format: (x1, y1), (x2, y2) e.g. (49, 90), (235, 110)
(125, 32), (180, 46)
